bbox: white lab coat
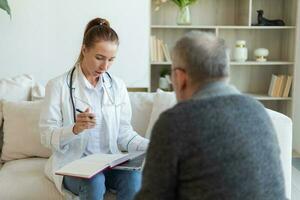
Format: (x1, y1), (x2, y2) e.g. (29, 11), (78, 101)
(39, 65), (148, 197)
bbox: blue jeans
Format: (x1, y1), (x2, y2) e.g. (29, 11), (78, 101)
(63, 169), (141, 200)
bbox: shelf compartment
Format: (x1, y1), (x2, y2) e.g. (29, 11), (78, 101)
(151, 28), (215, 60)
(260, 101), (292, 116)
(151, 0), (250, 26)
(230, 66), (292, 95)
(150, 65), (171, 92)
(219, 29), (295, 62)
(251, 0), (297, 26)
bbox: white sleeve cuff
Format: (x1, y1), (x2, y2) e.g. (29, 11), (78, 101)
(127, 135), (149, 152)
(59, 124), (78, 147)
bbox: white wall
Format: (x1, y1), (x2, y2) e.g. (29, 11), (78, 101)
(0, 0), (150, 87)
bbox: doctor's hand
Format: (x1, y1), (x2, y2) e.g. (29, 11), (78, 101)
(72, 108), (96, 135)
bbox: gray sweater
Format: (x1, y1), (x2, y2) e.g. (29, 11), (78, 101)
(135, 82), (286, 200)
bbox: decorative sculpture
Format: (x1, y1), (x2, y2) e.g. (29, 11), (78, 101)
(254, 48), (269, 62)
(253, 10), (285, 26)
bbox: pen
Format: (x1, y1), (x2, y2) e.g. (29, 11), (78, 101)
(76, 109), (94, 119)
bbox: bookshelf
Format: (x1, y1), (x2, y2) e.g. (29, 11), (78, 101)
(150, 0), (298, 116)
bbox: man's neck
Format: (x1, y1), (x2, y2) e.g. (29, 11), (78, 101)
(182, 78), (229, 101)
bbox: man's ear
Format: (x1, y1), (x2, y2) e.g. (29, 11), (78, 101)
(176, 70), (188, 92)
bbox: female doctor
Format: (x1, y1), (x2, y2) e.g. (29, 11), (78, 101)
(39, 18), (149, 200)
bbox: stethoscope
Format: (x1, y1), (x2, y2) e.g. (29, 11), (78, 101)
(67, 66), (115, 123)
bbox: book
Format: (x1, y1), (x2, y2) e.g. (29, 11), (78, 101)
(282, 75), (293, 97)
(150, 35), (157, 62)
(55, 153), (131, 179)
(157, 39), (164, 62)
(161, 42), (171, 62)
(268, 74), (281, 97)
(278, 75), (287, 97)
(268, 74), (278, 97)
(269, 74), (285, 97)
(276, 75), (286, 97)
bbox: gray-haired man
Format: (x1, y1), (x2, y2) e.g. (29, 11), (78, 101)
(135, 31), (286, 200)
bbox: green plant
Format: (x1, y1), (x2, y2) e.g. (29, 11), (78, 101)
(0, 0), (11, 17)
(171, 0), (198, 8)
(154, 0), (198, 10)
(160, 68), (171, 77)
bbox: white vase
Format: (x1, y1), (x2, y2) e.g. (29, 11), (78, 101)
(233, 40), (248, 62)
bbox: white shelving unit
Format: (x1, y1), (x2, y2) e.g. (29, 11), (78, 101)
(152, 25), (296, 29)
(150, 0), (297, 112)
(152, 61), (294, 66)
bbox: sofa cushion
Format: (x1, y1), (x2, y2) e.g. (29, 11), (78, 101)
(145, 89), (176, 139)
(0, 75), (34, 157)
(0, 74), (34, 126)
(0, 158), (64, 200)
(0, 158), (116, 200)
(31, 82), (45, 101)
(1, 101), (51, 161)
(128, 92), (155, 137)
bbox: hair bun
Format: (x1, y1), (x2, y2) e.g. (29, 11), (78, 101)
(84, 18), (110, 36)
(98, 18), (110, 27)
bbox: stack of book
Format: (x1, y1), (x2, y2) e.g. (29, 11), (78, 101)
(150, 35), (171, 62)
(268, 74), (293, 97)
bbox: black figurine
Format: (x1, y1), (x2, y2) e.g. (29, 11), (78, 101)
(253, 10), (285, 26)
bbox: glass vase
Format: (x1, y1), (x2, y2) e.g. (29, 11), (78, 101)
(176, 5), (191, 25)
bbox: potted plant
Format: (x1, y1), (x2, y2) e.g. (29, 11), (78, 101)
(159, 68), (172, 91)
(154, 0), (198, 25)
(0, 0), (11, 17)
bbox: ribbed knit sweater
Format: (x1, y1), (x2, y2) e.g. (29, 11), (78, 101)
(135, 84), (286, 200)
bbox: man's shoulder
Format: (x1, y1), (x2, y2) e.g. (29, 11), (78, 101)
(167, 94), (264, 116)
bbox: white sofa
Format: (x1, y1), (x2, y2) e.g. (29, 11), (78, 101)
(0, 76), (293, 200)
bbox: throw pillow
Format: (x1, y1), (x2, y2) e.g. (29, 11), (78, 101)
(31, 82), (45, 101)
(1, 100), (51, 161)
(0, 74), (34, 155)
(128, 92), (155, 137)
(145, 89), (177, 139)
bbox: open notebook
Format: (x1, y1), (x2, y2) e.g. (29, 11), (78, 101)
(55, 152), (145, 179)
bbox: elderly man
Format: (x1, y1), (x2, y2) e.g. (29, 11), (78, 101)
(135, 31), (286, 200)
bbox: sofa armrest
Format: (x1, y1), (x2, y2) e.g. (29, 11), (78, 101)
(267, 109), (292, 199)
